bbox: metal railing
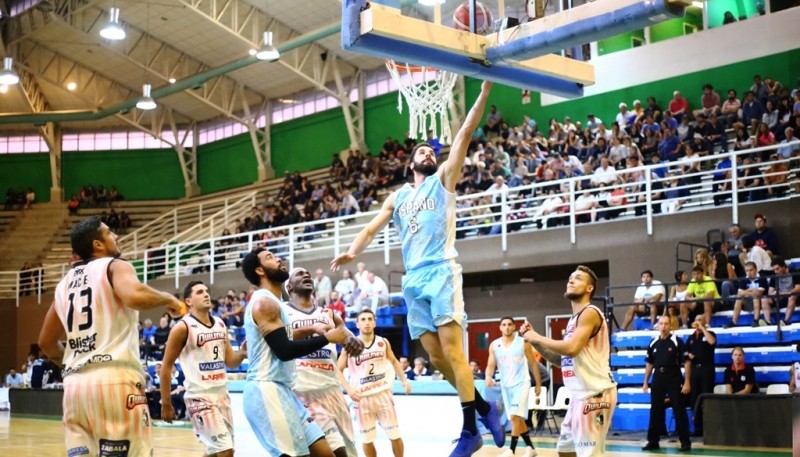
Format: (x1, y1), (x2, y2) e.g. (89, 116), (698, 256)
(2, 144), (796, 305)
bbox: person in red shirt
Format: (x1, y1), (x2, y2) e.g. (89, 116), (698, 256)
(327, 290), (346, 321)
(668, 90), (690, 123)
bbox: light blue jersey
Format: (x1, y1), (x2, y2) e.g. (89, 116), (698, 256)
(493, 334), (529, 388)
(392, 174), (457, 271)
(244, 288), (296, 386)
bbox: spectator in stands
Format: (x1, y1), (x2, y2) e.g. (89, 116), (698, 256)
(327, 290), (346, 321)
(722, 10), (736, 24)
(668, 91), (689, 123)
(355, 271), (390, 313)
(764, 153), (790, 198)
(742, 91), (765, 133)
(777, 127), (800, 158)
(755, 121), (776, 153)
(586, 113), (602, 133)
(767, 257), (800, 326)
(621, 270), (666, 331)
(721, 89), (742, 129)
(693, 84), (721, 119)
(335, 269), (356, 305)
(682, 266), (720, 329)
(751, 213), (779, 257)
(118, 210), (131, 234)
(737, 156), (766, 202)
(711, 251), (738, 305)
(725, 261), (769, 328)
(573, 190), (598, 224)
(706, 113), (728, 152)
(5, 369), (24, 388)
(739, 234), (772, 276)
(108, 186), (121, 204)
(615, 102), (631, 130)
(140, 318), (157, 359)
(413, 357), (432, 377)
(668, 271), (689, 329)
(751, 75), (770, 106)
(149, 316), (171, 361)
(658, 128), (681, 162)
(23, 188), (35, 210)
(724, 347), (759, 394)
(694, 248), (713, 277)
(67, 194), (80, 215)
(399, 356), (415, 381)
(337, 189), (360, 219)
(313, 268), (332, 307)
(733, 127), (753, 151)
(468, 360), (485, 380)
(726, 223), (746, 275)
(483, 105), (503, 136)
(685, 314), (716, 437)
(590, 156), (617, 188)
(790, 351), (800, 393)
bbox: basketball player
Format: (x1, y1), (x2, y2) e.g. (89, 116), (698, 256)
(518, 266), (617, 457)
(159, 280), (248, 457)
(285, 267), (365, 457)
(240, 247), (358, 457)
(332, 80), (505, 456)
(485, 316), (542, 457)
(38, 216), (183, 457)
(336, 309), (411, 457)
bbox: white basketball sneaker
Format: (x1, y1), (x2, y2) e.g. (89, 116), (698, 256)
(521, 448), (538, 457)
(498, 449), (515, 457)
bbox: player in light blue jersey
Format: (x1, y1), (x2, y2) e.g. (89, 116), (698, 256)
(485, 317), (542, 457)
(241, 247), (358, 457)
(332, 81), (505, 457)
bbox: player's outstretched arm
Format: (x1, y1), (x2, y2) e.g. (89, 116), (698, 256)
(336, 350), (359, 401)
(524, 343), (543, 393)
(384, 340), (411, 394)
(484, 343), (498, 387)
(518, 320), (561, 367)
(254, 297), (344, 361)
(109, 259), (183, 315)
(440, 80), (492, 190)
(38, 303), (65, 366)
(160, 322), (188, 422)
(224, 336), (247, 369)
(331, 192), (396, 272)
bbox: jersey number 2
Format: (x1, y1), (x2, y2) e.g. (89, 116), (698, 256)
(67, 288), (93, 332)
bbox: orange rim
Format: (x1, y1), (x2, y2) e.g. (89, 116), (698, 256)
(385, 60), (437, 73)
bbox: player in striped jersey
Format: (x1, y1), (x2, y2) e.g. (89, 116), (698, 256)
(337, 309), (411, 457)
(240, 247), (358, 457)
(159, 280), (248, 456)
(38, 216), (183, 457)
(485, 317), (541, 457)
(285, 267), (364, 457)
(519, 266), (617, 457)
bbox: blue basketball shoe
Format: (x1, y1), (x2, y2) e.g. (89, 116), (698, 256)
(449, 430), (483, 457)
(478, 400), (506, 447)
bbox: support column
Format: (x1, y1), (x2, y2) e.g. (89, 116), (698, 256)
(332, 57), (367, 152)
(44, 123), (64, 203)
(243, 98), (273, 181)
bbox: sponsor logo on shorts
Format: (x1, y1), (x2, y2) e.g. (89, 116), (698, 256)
(68, 446), (90, 457)
(583, 402), (610, 415)
(126, 394), (148, 410)
(99, 439), (130, 457)
(199, 361), (225, 371)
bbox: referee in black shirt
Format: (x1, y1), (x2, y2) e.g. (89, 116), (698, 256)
(685, 314), (716, 436)
(642, 315), (692, 452)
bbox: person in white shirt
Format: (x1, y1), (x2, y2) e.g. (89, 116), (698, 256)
(314, 268), (333, 307)
(590, 157), (618, 188)
(615, 102), (630, 130)
(335, 269), (356, 305)
(620, 270), (667, 331)
(353, 262), (369, 292)
(5, 370), (24, 388)
(338, 190), (360, 218)
(739, 235), (772, 275)
(356, 272), (390, 313)
(573, 191), (598, 224)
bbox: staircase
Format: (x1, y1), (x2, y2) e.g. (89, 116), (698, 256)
(0, 204), (68, 272)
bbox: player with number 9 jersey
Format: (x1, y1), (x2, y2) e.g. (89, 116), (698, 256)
(39, 216), (183, 457)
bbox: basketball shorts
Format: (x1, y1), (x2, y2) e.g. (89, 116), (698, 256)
(402, 260), (467, 340)
(185, 394), (234, 455)
(63, 375), (152, 457)
(354, 390), (401, 443)
(556, 387), (617, 457)
(296, 387), (356, 455)
(501, 382), (530, 420)
(243, 381), (324, 456)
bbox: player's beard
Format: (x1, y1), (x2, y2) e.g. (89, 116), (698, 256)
(265, 266), (289, 283)
(413, 159), (438, 176)
(564, 291), (583, 301)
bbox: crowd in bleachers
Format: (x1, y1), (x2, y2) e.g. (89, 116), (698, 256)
(66, 184), (123, 214)
(4, 187), (35, 211)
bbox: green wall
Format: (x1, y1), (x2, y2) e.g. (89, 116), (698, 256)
(650, 8), (704, 44)
(708, 0), (761, 27)
(197, 133), (258, 194)
(0, 153), (52, 203)
(465, 48), (800, 137)
(62, 149), (184, 201)
(597, 30), (644, 56)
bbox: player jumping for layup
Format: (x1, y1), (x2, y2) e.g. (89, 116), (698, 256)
(332, 80), (503, 457)
(159, 280), (248, 457)
(519, 266), (617, 457)
(39, 216), (183, 457)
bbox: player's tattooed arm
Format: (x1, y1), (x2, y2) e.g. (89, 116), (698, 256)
(527, 343), (562, 368)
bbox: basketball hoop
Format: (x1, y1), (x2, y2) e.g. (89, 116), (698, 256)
(385, 59), (458, 144)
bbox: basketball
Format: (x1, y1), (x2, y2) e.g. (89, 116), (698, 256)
(453, 1), (494, 35)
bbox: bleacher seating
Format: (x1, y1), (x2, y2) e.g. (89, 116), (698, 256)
(0, 210), (19, 236)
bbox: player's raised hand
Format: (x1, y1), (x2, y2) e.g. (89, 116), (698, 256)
(518, 320), (533, 337)
(323, 326), (350, 345)
(161, 402), (176, 423)
(402, 379), (412, 395)
(330, 253), (356, 272)
(342, 335), (365, 356)
(167, 296), (186, 318)
(311, 321), (334, 335)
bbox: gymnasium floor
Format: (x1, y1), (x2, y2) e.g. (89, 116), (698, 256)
(1, 411), (791, 456)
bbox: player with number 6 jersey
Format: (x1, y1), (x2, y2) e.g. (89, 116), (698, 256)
(38, 216), (184, 457)
(159, 280), (247, 457)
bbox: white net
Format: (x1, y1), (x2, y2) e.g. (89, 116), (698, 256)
(386, 59), (458, 144)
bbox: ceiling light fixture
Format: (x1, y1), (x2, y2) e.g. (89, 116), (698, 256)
(136, 84), (157, 110)
(0, 57), (20, 86)
(255, 31), (280, 61)
(67, 82), (77, 91)
(168, 77), (176, 84)
(100, 7), (126, 40)
(0, 85), (8, 94)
